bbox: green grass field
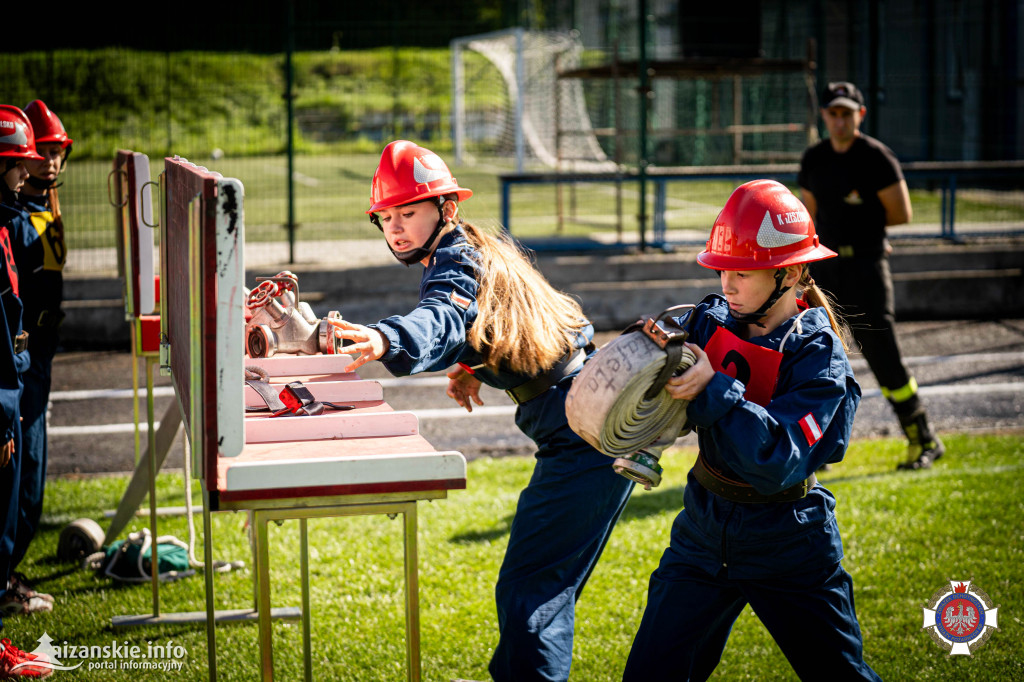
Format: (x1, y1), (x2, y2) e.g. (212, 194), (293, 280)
(6, 431), (1022, 680)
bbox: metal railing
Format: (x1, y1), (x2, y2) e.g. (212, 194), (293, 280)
(499, 160), (1024, 251)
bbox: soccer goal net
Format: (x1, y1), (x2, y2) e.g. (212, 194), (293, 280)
(451, 28), (615, 172)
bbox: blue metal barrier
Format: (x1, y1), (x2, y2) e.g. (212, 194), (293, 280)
(500, 161), (1024, 252)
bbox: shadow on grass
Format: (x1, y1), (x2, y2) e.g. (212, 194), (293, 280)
(448, 514), (514, 544)
(25, 563), (81, 586)
(446, 484), (690, 544)
(620, 484), (687, 521)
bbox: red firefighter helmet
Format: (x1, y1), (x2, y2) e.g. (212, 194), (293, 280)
(23, 100), (73, 149)
(367, 140), (472, 214)
(697, 179), (836, 271)
(0, 105), (44, 161)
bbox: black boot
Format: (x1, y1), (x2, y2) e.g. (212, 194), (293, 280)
(896, 410), (945, 470)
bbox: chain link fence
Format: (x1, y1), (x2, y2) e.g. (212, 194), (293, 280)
(2, 0), (1021, 274)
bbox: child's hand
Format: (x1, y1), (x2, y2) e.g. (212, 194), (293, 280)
(446, 366), (484, 413)
(0, 438), (13, 468)
(329, 319), (388, 372)
(665, 342), (714, 401)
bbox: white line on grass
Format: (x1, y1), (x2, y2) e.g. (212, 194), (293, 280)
(50, 351), (1023, 402)
(45, 381), (1024, 437)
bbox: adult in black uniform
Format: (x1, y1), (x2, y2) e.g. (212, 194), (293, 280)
(798, 81), (943, 470)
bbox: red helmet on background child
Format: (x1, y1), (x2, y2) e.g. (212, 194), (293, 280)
(697, 179), (836, 271)
(367, 140), (472, 214)
(23, 100), (73, 150)
(0, 105), (44, 161)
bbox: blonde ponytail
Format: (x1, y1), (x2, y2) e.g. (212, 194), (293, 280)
(459, 220), (586, 375)
(800, 269), (850, 352)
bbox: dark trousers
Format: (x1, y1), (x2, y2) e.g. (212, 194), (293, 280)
(10, 330), (56, 572)
(623, 560), (880, 681)
(812, 255), (918, 413)
(0, 402), (22, 631)
(489, 442), (634, 682)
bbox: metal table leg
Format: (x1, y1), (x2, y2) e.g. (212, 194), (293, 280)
(246, 499), (427, 681)
(301, 518), (312, 682)
(203, 487), (218, 681)
(402, 502), (421, 682)
(255, 510), (274, 681)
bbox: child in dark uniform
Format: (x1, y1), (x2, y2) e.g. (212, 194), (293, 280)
(329, 140), (634, 682)
(623, 180), (880, 681)
(5, 100), (73, 606)
(0, 103), (53, 677)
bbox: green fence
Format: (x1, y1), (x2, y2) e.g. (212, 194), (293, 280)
(3, 42), (1022, 275)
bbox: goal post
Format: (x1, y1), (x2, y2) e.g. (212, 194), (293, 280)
(451, 28), (615, 173)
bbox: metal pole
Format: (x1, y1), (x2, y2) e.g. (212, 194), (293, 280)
(202, 487), (218, 682)
(501, 178), (512, 233)
(301, 519), (312, 682)
(285, 0), (296, 264)
(867, 0), (880, 138)
(637, 0), (650, 251)
(256, 512), (274, 681)
(403, 504), (421, 682)
(515, 27), (525, 173)
(452, 42), (464, 165)
(146, 356), (159, 617)
(132, 324), (140, 465)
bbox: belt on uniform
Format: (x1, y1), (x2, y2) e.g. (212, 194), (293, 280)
(13, 331), (28, 353)
(691, 452), (816, 504)
(505, 348), (586, 406)
(35, 309), (66, 329)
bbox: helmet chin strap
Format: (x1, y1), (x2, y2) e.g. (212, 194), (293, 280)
(26, 175), (54, 191)
(0, 183), (17, 207)
(0, 162), (19, 205)
(371, 196), (453, 267)
(729, 269), (791, 327)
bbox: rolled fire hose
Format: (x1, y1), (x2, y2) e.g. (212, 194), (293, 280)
(566, 305), (698, 489)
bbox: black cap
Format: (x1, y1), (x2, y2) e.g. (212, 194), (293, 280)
(821, 82), (864, 110)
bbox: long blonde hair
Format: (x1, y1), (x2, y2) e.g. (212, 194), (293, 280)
(458, 220), (586, 375)
(799, 268), (850, 352)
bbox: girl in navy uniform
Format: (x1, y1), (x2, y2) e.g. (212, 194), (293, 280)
(0, 103), (54, 677)
(623, 180), (880, 681)
(329, 140), (634, 682)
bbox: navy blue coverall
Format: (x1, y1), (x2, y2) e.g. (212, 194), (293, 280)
(7, 193), (61, 572)
(623, 295), (880, 681)
(369, 226), (634, 682)
(0, 207), (30, 632)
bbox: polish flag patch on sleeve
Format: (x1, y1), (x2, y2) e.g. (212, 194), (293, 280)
(449, 289), (472, 310)
(799, 412), (823, 446)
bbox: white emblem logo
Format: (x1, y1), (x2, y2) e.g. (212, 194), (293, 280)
(922, 580), (999, 655)
(413, 155), (448, 184)
(0, 121), (29, 147)
(756, 210), (806, 248)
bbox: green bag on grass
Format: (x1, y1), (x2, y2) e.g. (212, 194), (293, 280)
(97, 529), (194, 582)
